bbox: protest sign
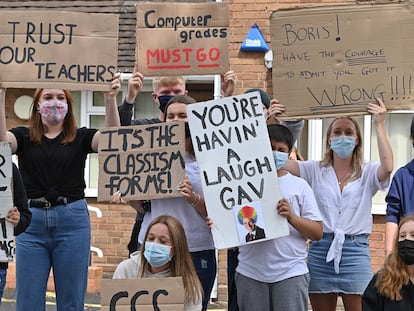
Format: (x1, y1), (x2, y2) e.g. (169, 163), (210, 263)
(186, 92), (289, 249)
(0, 143), (15, 262)
(0, 10), (118, 91)
(270, 4), (414, 119)
(136, 2), (229, 76)
(101, 277), (184, 311)
(97, 123), (186, 202)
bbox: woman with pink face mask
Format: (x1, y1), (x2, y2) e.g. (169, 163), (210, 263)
(0, 76), (121, 311)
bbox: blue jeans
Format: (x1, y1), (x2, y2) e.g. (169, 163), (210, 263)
(190, 249), (217, 311)
(0, 268), (6, 306)
(16, 200), (91, 311)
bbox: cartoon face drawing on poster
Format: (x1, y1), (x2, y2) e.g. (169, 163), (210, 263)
(234, 202), (266, 244)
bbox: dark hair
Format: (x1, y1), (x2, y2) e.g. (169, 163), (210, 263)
(267, 124), (293, 152)
(245, 88), (271, 108)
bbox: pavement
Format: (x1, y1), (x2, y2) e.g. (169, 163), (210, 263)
(0, 289), (227, 310)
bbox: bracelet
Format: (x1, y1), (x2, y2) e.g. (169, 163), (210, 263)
(191, 192), (201, 207)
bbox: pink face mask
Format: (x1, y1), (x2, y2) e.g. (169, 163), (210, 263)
(39, 100), (68, 124)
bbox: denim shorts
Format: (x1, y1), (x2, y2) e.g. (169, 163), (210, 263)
(308, 233), (372, 295)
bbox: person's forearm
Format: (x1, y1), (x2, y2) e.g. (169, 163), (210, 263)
(385, 221), (398, 256)
(375, 122), (393, 182)
(105, 93), (121, 127)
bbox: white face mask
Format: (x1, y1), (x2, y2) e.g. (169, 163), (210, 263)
(39, 100), (68, 124)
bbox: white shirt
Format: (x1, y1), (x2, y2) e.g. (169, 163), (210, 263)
(138, 153), (214, 252)
(298, 160), (389, 272)
(236, 173), (321, 283)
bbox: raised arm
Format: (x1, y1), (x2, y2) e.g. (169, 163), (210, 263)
(91, 73), (121, 151)
(221, 70), (236, 97)
(119, 63), (144, 126)
(367, 98), (393, 183)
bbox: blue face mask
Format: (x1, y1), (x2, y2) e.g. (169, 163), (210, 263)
(330, 136), (356, 159)
(272, 151), (289, 170)
(158, 95), (174, 113)
(144, 241), (172, 268)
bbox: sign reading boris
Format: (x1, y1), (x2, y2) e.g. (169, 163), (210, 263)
(97, 123), (186, 202)
(0, 11), (118, 91)
(186, 92), (289, 249)
(270, 4), (414, 119)
(0, 143), (15, 262)
(136, 2), (230, 76)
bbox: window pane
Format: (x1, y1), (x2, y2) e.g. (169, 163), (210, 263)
(89, 115), (105, 189)
(71, 91), (81, 123)
(372, 113), (414, 206)
(93, 91), (122, 107)
(134, 92), (158, 120)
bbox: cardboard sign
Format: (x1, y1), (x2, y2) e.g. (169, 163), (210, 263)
(270, 4), (414, 119)
(186, 92), (289, 249)
(0, 11), (118, 91)
(101, 278), (184, 311)
(97, 123), (186, 202)
(0, 143), (15, 262)
(136, 2), (230, 76)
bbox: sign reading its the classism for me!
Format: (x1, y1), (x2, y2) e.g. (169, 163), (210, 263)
(0, 11), (118, 91)
(136, 2), (230, 76)
(97, 123), (186, 202)
(271, 4), (414, 119)
(187, 92), (289, 249)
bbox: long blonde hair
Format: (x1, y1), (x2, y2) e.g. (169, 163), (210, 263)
(320, 117), (363, 181)
(140, 215), (203, 304)
(29, 88), (77, 144)
(375, 215), (414, 300)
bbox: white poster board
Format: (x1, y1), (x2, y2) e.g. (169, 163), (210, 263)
(0, 143), (15, 262)
(187, 92), (289, 249)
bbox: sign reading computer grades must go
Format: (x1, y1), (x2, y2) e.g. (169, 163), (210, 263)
(97, 123), (186, 202)
(136, 2), (230, 76)
(186, 92), (289, 249)
(0, 143), (15, 262)
(0, 11), (118, 91)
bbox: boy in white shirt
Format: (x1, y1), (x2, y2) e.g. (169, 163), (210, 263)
(235, 124), (323, 311)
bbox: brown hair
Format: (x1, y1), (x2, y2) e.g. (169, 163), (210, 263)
(162, 95), (196, 122)
(29, 88), (77, 144)
(140, 215), (203, 304)
(320, 117), (363, 181)
(375, 215), (414, 300)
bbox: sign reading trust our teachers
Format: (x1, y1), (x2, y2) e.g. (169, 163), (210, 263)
(186, 92), (289, 249)
(0, 10), (118, 91)
(0, 143), (15, 262)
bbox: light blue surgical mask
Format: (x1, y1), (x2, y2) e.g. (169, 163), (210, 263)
(330, 136), (356, 159)
(144, 241), (172, 268)
(272, 151), (289, 170)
